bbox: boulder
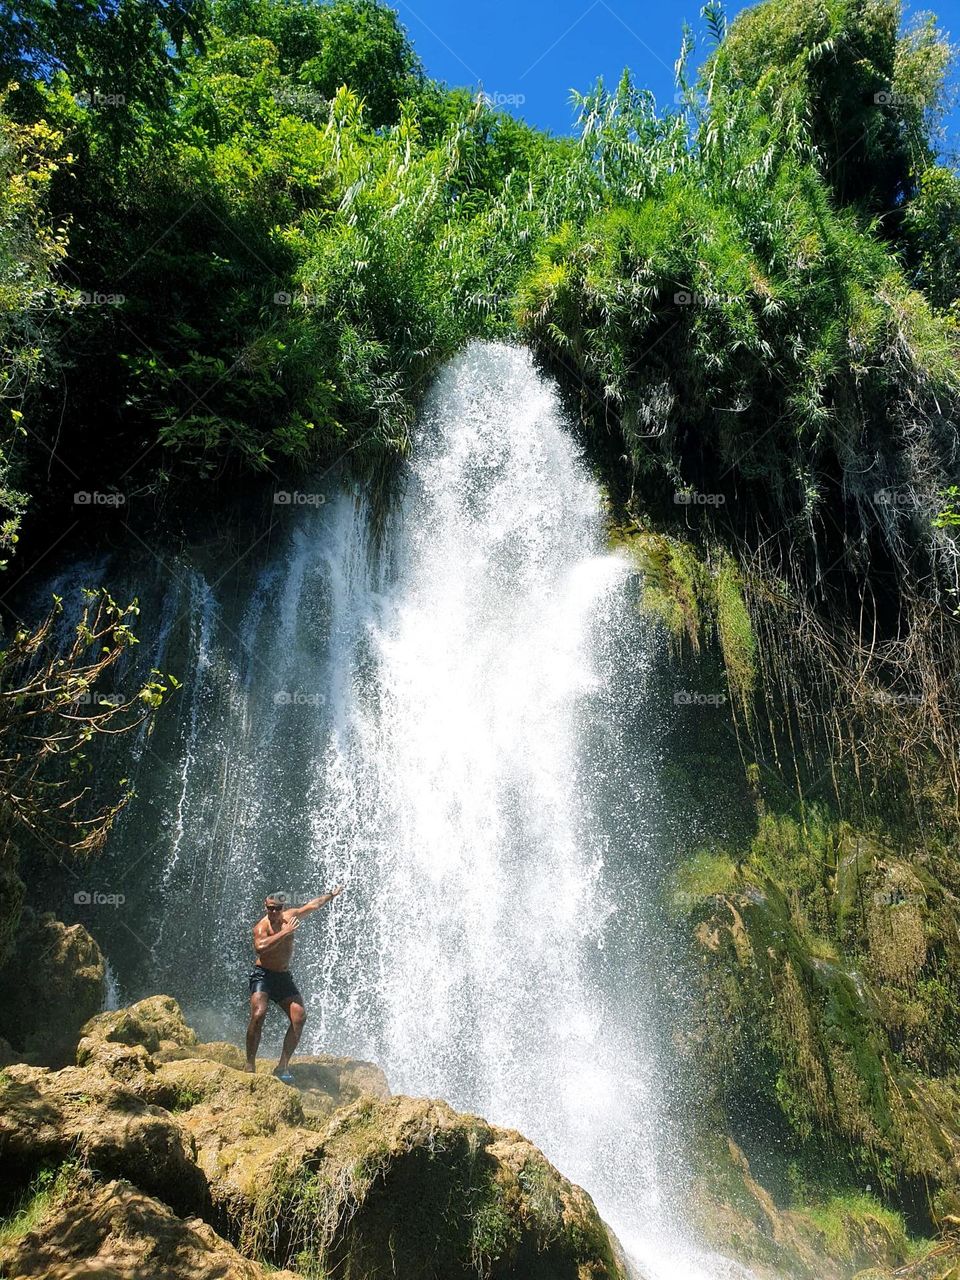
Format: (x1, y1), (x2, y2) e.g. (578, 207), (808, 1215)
(79, 994), (198, 1059)
(0, 910), (105, 1067)
(0, 1062), (208, 1216)
(241, 1094), (629, 1280)
(690, 1133), (918, 1280)
(3, 996), (628, 1280)
(254, 1053), (390, 1120)
(0, 1176), (303, 1280)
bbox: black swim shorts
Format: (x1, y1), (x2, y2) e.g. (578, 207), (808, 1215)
(248, 965), (303, 1005)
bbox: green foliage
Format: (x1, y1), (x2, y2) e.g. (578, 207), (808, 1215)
(903, 166), (960, 312)
(0, 92), (71, 564)
(214, 0), (420, 126)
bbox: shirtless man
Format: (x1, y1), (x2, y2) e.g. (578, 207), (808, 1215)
(245, 888), (343, 1081)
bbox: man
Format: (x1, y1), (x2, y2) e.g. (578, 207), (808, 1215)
(245, 887), (343, 1081)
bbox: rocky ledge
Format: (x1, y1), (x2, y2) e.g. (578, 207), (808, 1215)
(0, 996), (628, 1280)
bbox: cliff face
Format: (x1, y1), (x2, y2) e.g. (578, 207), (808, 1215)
(671, 815), (960, 1277)
(0, 996), (629, 1280)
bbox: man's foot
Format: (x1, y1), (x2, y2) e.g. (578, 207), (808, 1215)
(273, 1067), (295, 1084)
(244, 1062), (256, 1073)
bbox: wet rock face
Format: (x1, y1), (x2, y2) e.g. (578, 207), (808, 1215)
(0, 996), (627, 1280)
(244, 1094), (628, 1280)
(0, 911), (105, 1068)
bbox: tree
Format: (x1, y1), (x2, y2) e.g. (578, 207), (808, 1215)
(0, 589), (176, 854)
(711, 0), (954, 219)
(214, 0), (420, 126)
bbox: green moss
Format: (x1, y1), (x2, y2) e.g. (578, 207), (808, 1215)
(617, 528), (705, 650)
(802, 1191), (913, 1259)
(714, 556), (756, 711)
(469, 1173), (520, 1272)
(670, 851), (738, 917)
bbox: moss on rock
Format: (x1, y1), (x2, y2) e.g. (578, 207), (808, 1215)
(675, 808), (960, 1267)
(0, 911), (105, 1068)
(0, 1175), (304, 1280)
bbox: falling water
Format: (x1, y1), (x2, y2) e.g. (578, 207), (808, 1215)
(38, 342), (754, 1279)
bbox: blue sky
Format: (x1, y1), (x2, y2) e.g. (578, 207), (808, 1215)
(393, 0), (959, 155)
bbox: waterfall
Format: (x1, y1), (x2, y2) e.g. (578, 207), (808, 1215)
(42, 341), (753, 1279)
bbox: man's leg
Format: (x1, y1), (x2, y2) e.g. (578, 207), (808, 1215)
(245, 992), (269, 1071)
(277, 999), (306, 1072)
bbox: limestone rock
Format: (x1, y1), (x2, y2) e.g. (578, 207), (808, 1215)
(691, 1135), (915, 1280)
(0, 1062), (208, 1216)
(254, 1053), (390, 1119)
(242, 1094), (629, 1280)
(3, 995), (627, 1280)
(0, 911), (105, 1067)
(157, 1038), (247, 1070)
(0, 1177), (303, 1280)
(79, 994), (198, 1059)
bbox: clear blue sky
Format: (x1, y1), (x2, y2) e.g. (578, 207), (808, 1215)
(393, 0), (959, 156)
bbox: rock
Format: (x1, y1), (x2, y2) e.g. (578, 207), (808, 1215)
(157, 1038), (247, 1070)
(0, 910), (105, 1067)
(0, 1062), (208, 1216)
(690, 1134), (916, 1280)
(79, 994), (197, 1059)
(0, 1176), (303, 1280)
(242, 1094), (628, 1280)
(255, 1053), (391, 1119)
(3, 995), (627, 1280)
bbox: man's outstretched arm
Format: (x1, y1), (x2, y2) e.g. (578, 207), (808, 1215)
(289, 886), (344, 918)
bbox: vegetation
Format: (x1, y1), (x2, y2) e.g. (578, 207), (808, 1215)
(0, 1160), (78, 1247)
(0, 588), (174, 855)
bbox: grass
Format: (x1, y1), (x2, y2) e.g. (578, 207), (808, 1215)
(802, 1190), (915, 1261)
(0, 1161), (78, 1248)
